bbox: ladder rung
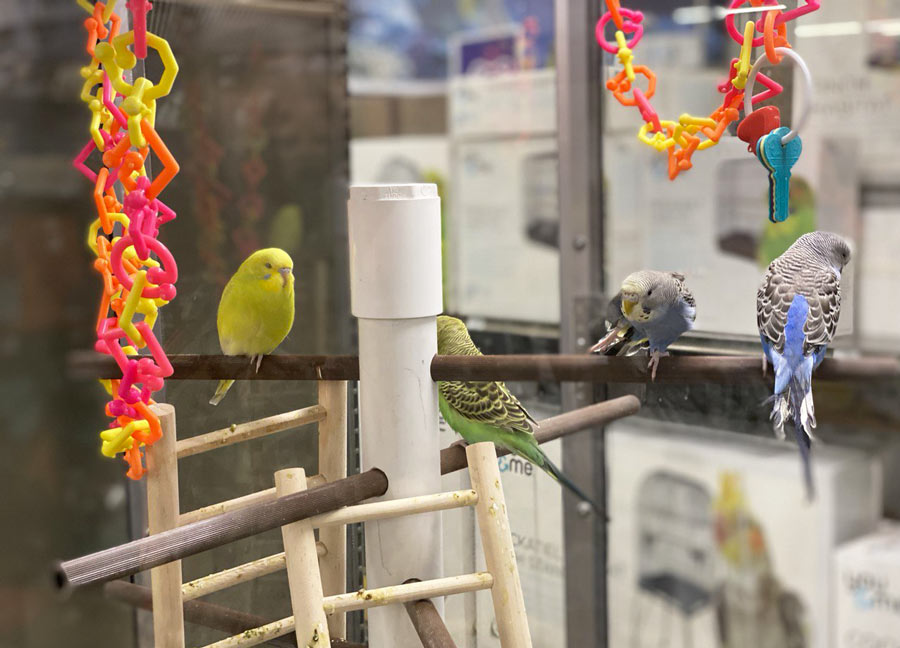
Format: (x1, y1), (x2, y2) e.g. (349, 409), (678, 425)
(181, 543), (326, 602)
(309, 489), (477, 529)
(200, 572), (494, 648)
(176, 405), (326, 458)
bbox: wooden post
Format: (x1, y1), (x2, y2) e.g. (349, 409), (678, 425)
(275, 468), (331, 648)
(146, 403), (185, 648)
(317, 381), (348, 638)
(466, 442), (532, 648)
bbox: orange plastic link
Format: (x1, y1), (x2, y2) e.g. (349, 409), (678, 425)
(763, 9), (790, 64)
(606, 0), (625, 30)
(607, 65), (656, 106)
(93, 167), (112, 233)
(141, 120), (180, 200)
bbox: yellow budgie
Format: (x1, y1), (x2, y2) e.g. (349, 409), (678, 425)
(209, 248), (295, 405)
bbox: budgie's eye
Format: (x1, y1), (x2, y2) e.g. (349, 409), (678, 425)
(647, 289), (653, 297)
(265, 263), (272, 269)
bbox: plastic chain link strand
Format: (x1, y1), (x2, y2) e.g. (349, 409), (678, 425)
(73, 0), (179, 480)
(596, 0), (817, 180)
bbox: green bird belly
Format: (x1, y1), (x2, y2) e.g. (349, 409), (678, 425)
(438, 394), (544, 467)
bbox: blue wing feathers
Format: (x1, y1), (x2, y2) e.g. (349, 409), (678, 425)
(769, 295), (819, 499)
(645, 300), (694, 352)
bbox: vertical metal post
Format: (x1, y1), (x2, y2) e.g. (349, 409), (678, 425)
(347, 184), (444, 648)
(555, 0), (607, 646)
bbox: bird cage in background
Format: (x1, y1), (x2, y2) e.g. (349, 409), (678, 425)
(522, 151), (559, 249)
(633, 471), (716, 647)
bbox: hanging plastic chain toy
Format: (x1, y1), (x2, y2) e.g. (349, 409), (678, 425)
(74, 0), (180, 480)
(597, 0), (820, 181)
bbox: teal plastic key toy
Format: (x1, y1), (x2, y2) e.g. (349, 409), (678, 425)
(741, 46), (814, 225)
(756, 126), (802, 223)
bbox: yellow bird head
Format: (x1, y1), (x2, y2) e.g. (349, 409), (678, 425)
(237, 248), (294, 293)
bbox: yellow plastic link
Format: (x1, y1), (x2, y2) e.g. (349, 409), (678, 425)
(679, 113), (717, 130)
(98, 378), (114, 395)
(638, 120), (678, 152)
(100, 419), (149, 457)
(87, 213), (129, 254)
(95, 31), (178, 146)
(615, 31), (635, 82)
(118, 270), (148, 347)
(732, 21), (756, 90)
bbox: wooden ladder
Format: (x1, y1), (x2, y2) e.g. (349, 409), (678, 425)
(144, 383), (532, 648)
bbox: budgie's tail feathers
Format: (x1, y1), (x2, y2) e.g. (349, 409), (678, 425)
(535, 449), (606, 518)
(209, 379), (235, 406)
(767, 370), (818, 499)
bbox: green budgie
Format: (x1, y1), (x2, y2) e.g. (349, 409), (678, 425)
(436, 315), (602, 515)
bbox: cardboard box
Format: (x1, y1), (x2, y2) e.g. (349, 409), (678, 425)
(835, 522), (900, 648)
(439, 400), (567, 648)
(607, 418), (881, 648)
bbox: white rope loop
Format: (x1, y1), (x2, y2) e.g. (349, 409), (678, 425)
(743, 47), (814, 144)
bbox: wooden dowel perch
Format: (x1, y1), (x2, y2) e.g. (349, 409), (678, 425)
(176, 406), (326, 458)
(103, 581), (365, 648)
(68, 351), (900, 382)
(181, 548), (325, 602)
(55, 469), (389, 589)
(181, 490), (475, 603)
(440, 395), (640, 475)
(178, 475), (325, 527)
(54, 396), (634, 590)
(432, 354), (900, 383)
(145, 404), (185, 647)
(205, 573), (494, 648)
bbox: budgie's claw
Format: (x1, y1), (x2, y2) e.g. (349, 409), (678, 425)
(255, 354), (263, 373)
(647, 350), (668, 381)
(588, 326), (622, 354)
(762, 354), (768, 376)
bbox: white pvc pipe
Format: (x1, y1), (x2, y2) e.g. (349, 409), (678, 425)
(348, 184), (444, 648)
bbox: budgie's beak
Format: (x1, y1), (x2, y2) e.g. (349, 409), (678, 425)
(620, 280), (641, 319)
(279, 267), (293, 287)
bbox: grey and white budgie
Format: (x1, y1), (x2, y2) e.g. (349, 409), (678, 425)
(757, 231), (851, 499)
(589, 270), (696, 380)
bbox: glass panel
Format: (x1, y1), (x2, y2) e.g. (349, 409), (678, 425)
(348, 2), (569, 646)
(600, 3), (899, 648)
(1, 1), (348, 645)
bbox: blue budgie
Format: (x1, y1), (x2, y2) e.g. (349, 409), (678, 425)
(757, 231), (851, 499)
(590, 270), (696, 380)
